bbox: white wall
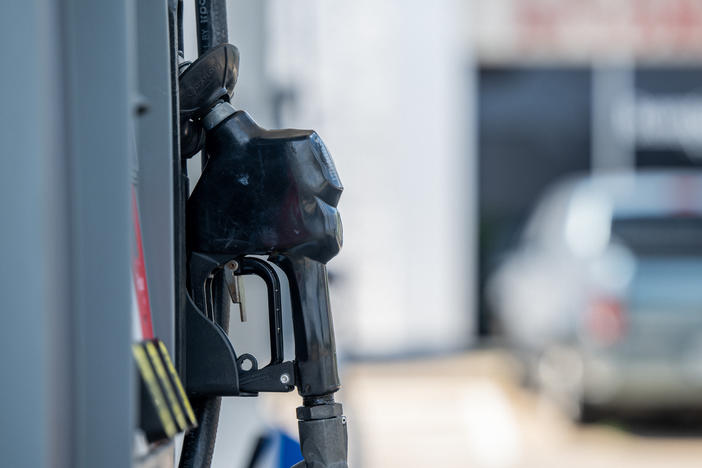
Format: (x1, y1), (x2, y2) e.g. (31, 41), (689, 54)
(266, 0), (477, 355)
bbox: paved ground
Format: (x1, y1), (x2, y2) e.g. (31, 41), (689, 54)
(336, 351), (702, 468)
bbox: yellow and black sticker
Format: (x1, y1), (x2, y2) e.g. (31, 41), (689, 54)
(145, 341), (188, 431)
(133, 344), (177, 438)
(157, 340), (197, 427)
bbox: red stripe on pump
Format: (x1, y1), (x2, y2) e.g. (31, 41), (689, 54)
(132, 187), (154, 339)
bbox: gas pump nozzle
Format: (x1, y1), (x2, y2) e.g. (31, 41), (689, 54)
(182, 45), (348, 467)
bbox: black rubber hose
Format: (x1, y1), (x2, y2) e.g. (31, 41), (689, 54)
(194, 0), (229, 170)
(194, 0), (229, 56)
(180, 3), (229, 464)
(179, 397), (222, 468)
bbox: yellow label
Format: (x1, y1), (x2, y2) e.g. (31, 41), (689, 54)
(133, 344), (177, 438)
(146, 341), (187, 431)
(158, 340), (197, 426)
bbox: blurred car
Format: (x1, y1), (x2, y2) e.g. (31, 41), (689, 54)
(487, 170), (702, 421)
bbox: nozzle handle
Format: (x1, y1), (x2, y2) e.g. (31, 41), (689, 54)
(272, 255), (341, 397)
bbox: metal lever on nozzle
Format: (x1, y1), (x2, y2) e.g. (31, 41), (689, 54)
(223, 260), (247, 322)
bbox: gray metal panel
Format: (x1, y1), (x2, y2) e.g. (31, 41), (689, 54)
(136, 0), (176, 352)
(0, 1), (72, 466)
(64, 0), (135, 466)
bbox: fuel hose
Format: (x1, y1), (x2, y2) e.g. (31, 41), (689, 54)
(180, 3), (230, 462)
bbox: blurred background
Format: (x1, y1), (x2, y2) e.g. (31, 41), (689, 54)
(193, 1), (702, 467)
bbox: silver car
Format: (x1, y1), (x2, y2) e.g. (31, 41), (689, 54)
(488, 170), (702, 421)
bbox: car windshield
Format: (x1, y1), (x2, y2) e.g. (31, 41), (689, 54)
(611, 216), (702, 256)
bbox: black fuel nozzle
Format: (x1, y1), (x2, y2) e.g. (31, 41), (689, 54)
(188, 103), (348, 467)
(183, 44), (348, 467)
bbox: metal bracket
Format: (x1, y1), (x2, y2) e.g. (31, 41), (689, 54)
(237, 354), (296, 393)
(184, 293), (240, 396)
(184, 253), (294, 397)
